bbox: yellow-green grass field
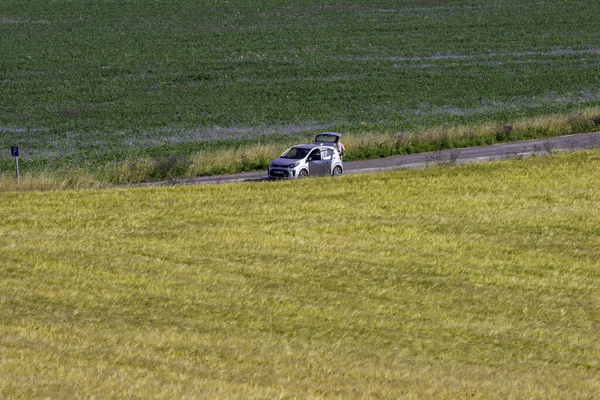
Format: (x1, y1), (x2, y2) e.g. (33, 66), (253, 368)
(1, 151), (599, 398)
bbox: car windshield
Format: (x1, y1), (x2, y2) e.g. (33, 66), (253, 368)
(281, 147), (310, 159)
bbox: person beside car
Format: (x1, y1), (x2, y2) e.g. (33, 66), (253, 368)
(336, 142), (345, 159)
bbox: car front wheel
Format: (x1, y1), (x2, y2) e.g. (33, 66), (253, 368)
(332, 165), (343, 176)
(298, 169), (308, 178)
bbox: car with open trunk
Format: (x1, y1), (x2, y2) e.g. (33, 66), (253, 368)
(268, 132), (344, 179)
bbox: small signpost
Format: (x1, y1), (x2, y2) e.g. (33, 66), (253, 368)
(11, 146), (20, 184)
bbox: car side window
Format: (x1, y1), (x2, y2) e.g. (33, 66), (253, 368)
(309, 150), (321, 161)
(321, 149), (332, 160)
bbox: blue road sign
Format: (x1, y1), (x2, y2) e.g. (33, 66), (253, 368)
(11, 146), (19, 157)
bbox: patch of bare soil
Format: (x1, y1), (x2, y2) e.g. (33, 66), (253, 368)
(0, 16), (50, 24)
(0, 16), (22, 24)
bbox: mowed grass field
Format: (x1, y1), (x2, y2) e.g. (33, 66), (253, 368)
(1, 151), (599, 398)
(1, 0), (600, 179)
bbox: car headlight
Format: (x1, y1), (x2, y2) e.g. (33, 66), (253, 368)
(287, 162), (299, 168)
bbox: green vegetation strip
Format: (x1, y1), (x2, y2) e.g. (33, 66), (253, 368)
(2, 109), (600, 189)
(1, 151), (599, 398)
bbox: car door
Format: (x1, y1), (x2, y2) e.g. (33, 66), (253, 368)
(307, 149), (328, 176)
(320, 148), (333, 174)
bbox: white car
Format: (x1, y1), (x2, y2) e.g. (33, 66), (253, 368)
(268, 133), (344, 179)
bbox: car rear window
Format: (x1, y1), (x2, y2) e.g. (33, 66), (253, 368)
(315, 134), (338, 144)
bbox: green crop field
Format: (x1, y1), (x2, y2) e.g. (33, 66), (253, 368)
(1, 151), (599, 398)
(1, 0), (600, 183)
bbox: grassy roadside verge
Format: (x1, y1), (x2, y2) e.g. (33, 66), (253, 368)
(2, 107), (600, 190)
(1, 150), (599, 398)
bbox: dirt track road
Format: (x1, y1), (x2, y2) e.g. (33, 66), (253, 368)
(148, 131), (600, 186)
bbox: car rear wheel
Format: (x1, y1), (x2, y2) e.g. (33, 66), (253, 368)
(332, 165), (343, 176)
(298, 169), (308, 178)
